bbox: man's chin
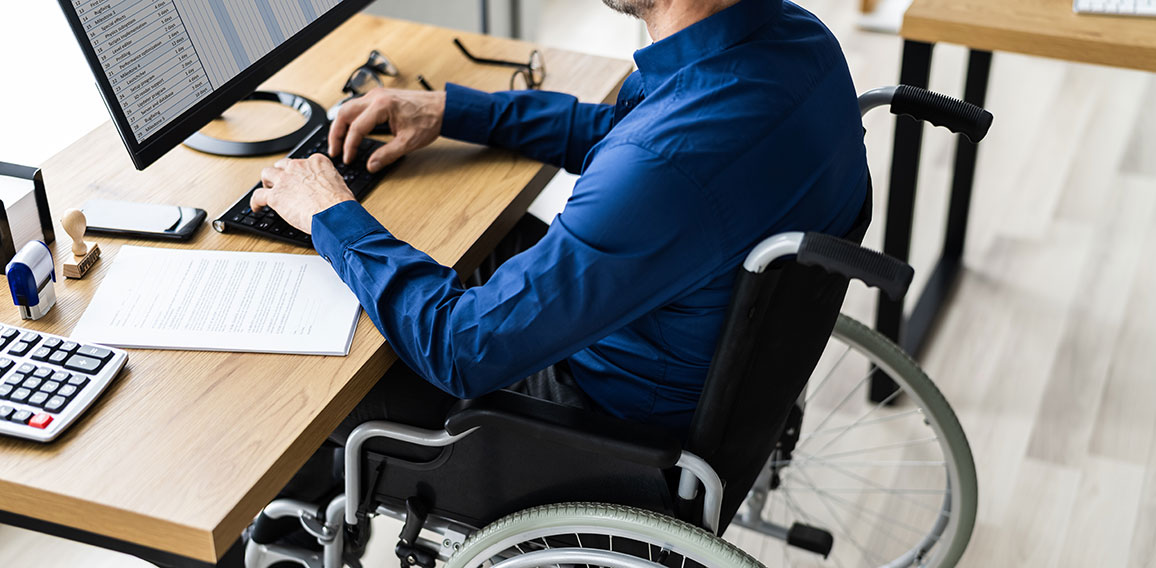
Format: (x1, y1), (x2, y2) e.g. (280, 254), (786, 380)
(601, 0), (654, 19)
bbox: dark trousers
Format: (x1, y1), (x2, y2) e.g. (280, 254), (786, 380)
(279, 214), (592, 503)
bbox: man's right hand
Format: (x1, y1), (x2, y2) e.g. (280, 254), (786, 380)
(328, 88), (447, 173)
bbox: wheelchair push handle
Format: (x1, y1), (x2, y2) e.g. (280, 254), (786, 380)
(796, 232), (913, 301)
(858, 85), (993, 143)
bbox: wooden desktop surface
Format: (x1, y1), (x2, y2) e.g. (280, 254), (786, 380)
(0, 14), (632, 564)
(902, 0), (1156, 73)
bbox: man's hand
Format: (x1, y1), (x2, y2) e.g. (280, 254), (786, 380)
(250, 154), (355, 233)
(329, 88), (446, 172)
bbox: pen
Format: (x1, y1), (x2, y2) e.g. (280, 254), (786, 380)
(417, 75), (434, 91)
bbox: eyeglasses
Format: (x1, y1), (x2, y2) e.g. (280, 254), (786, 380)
(342, 50), (400, 96)
(453, 38), (546, 90)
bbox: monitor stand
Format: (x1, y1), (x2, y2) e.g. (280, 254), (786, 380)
(183, 91), (327, 157)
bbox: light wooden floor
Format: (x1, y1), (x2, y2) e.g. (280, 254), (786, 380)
(4, 0), (1156, 566)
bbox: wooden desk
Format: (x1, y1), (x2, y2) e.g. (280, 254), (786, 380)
(0, 14), (631, 567)
(868, 0), (1153, 400)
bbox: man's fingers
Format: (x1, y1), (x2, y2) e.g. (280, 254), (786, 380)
(342, 110), (380, 165)
(250, 186), (270, 211)
(328, 97), (368, 156)
(366, 136), (410, 172)
(260, 167), (282, 190)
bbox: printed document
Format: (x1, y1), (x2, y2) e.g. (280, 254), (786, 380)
(72, 246), (361, 355)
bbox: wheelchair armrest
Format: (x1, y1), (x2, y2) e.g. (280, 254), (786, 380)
(444, 390), (683, 469)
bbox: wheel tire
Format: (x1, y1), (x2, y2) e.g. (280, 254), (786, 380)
(825, 314), (978, 567)
(446, 502), (765, 568)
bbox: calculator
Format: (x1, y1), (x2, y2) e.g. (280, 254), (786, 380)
(0, 323), (128, 442)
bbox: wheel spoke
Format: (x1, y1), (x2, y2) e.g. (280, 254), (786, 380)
(804, 344), (853, 405)
(785, 453), (948, 516)
(802, 365), (877, 441)
(799, 408), (923, 442)
(789, 467), (883, 567)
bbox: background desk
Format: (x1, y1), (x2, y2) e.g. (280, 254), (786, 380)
(0, 14), (631, 567)
(873, 0), (1156, 397)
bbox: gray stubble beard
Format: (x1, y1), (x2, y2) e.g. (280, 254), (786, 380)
(601, 0), (656, 19)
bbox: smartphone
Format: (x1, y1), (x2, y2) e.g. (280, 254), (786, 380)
(81, 199), (206, 241)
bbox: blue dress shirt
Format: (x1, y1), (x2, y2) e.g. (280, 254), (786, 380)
(312, 0), (868, 437)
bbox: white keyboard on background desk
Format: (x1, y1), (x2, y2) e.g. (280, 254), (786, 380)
(1074, 0), (1156, 17)
(0, 323), (127, 443)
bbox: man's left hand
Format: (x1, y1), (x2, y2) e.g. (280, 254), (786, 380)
(250, 153), (356, 233)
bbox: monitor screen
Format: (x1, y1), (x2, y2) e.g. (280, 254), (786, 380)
(57, 0), (372, 170)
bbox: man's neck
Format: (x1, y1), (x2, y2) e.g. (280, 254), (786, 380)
(643, 0), (742, 42)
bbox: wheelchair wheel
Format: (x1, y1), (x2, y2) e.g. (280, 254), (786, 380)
(737, 314), (977, 567)
(446, 502), (765, 568)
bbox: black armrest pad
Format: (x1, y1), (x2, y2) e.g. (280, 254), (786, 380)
(444, 391), (683, 469)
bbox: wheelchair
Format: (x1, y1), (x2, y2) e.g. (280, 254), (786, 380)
(244, 86), (990, 568)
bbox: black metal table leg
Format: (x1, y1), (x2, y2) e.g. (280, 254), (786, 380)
(871, 46), (994, 403)
(870, 40), (934, 403)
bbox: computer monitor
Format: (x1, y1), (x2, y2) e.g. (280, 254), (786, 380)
(56, 0), (374, 170)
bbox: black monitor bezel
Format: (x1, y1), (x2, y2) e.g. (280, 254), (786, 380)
(55, 0), (373, 170)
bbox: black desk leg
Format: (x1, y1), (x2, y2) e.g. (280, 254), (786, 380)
(871, 39), (934, 403)
(871, 46), (994, 403)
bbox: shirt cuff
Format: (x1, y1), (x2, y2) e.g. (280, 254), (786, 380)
(441, 83), (494, 145)
(311, 200), (389, 267)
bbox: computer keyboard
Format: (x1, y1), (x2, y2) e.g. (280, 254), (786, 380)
(213, 122), (397, 247)
(0, 323), (128, 443)
(1073, 0), (1156, 17)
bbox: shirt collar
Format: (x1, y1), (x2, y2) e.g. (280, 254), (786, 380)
(633, 0), (783, 93)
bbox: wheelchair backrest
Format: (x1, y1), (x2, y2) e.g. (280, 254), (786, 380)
(684, 195), (871, 528)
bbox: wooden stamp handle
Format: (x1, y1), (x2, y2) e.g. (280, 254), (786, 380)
(62, 208), (89, 257)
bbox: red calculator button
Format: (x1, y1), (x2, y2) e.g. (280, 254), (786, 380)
(28, 413), (53, 429)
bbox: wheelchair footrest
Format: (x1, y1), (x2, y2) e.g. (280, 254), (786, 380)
(787, 523), (834, 558)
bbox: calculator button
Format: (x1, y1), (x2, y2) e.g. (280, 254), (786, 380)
(0, 329), (16, 340)
(0, 405), (12, 420)
(241, 217), (257, 226)
(30, 347), (52, 361)
(28, 413), (52, 429)
(28, 392), (48, 407)
(10, 409), (32, 424)
(58, 384), (78, 398)
(33, 367), (52, 379)
(40, 380), (59, 394)
(77, 346), (113, 361)
(18, 332), (39, 345)
(64, 355), (104, 374)
(42, 338), (61, 349)
(9, 341), (33, 356)
(66, 375), (86, 387)
(49, 351), (68, 364)
(52, 370), (71, 383)
(10, 388), (31, 403)
(44, 396), (66, 413)
(3, 374), (21, 386)
(0, 384), (12, 398)
(0, 358), (13, 373)
(59, 341), (79, 353)
(22, 377), (42, 391)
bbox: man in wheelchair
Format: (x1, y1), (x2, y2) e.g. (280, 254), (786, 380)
(249, 0), (870, 565)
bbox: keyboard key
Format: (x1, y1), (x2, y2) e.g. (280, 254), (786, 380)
(77, 346), (113, 361)
(30, 347), (52, 361)
(0, 405), (12, 420)
(28, 392), (48, 407)
(0, 384), (12, 398)
(64, 355), (104, 374)
(57, 384), (78, 398)
(10, 409), (32, 424)
(59, 341), (79, 353)
(44, 396), (66, 413)
(40, 380), (60, 394)
(22, 377), (41, 391)
(33, 367), (52, 379)
(49, 350), (68, 364)
(28, 413), (52, 429)
(241, 217), (257, 226)
(10, 388), (31, 403)
(9, 341), (33, 356)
